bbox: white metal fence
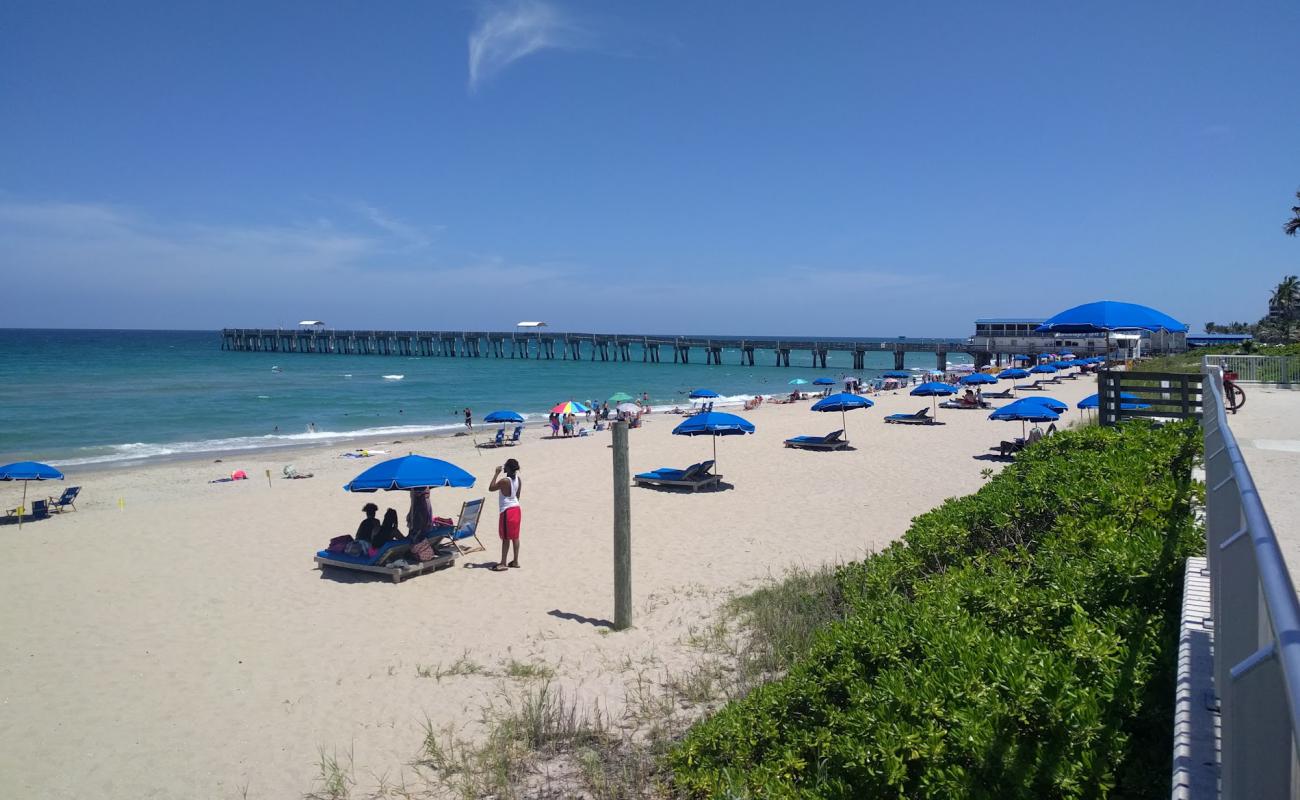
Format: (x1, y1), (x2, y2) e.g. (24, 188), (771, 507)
(1203, 354), (1300, 384)
(1202, 364), (1300, 798)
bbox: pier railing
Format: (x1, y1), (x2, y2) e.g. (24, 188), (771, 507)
(1202, 363), (1300, 798)
(1203, 354), (1299, 385)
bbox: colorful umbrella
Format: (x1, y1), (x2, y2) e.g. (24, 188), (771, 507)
(551, 400), (591, 415)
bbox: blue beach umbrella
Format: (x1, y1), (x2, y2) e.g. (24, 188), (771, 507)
(959, 373), (998, 386)
(1012, 354), (1031, 362)
(688, 389), (720, 399)
(1029, 364), (1057, 375)
(343, 454), (475, 492)
(1036, 352), (1055, 361)
(811, 392), (875, 441)
(1021, 396), (1068, 413)
(672, 411), (755, 473)
(0, 461), (64, 528)
(910, 381), (957, 418)
(483, 410), (525, 424)
(989, 398), (1060, 438)
(812, 378), (836, 386)
(882, 370), (912, 380)
(1078, 393), (1150, 411)
(998, 368), (1029, 379)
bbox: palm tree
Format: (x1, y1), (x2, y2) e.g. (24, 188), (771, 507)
(1204, 322), (1217, 334)
(1270, 275), (1300, 316)
(1287, 190), (1300, 236)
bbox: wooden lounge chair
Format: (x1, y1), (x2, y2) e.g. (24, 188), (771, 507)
(884, 408), (934, 425)
(633, 460), (720, 492)
(47, 486), (80, 513)
(783, 430), (848, 451)
(315, 538), (458, 583)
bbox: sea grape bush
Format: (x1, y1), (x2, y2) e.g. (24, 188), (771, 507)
(671, 422), (1203, 799)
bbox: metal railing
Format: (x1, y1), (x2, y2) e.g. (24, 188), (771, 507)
(1202, 364), (1300, 798)
(1204, 354), (1299, 385)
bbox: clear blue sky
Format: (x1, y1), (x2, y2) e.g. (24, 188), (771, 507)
(3, 1), (1298, 336)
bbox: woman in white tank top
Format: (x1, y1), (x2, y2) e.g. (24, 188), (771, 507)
(489, 458), (522, 571)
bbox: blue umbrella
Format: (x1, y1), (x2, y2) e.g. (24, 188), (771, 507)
(959, 373), (998, 385)
(344, 454), (475, 492)
(672, 411), (755, 472)
(688, 389), (720, 399)
(998, 368), (1029, 379)
(812, 377), (836, 385)
(483, 410), (525, 424)
(1029, 364), (1057, 375)
(1, 461), (65, 528)
(910, 381), (957, 418)
(1021, 396), (1068, 413)
(882, 370), (912, 380)
(810, 392), (874, 441)
(990, 397), (1060, 438)
(1035, 300), (1188, 333)
(1077, 392), (1149, 410)
(1012, 354), (1031, 361)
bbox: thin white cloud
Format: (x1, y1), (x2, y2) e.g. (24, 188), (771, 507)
(467, 0), (585, 92)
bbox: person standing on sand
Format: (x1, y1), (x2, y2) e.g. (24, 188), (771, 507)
(489, 459), (522, 571)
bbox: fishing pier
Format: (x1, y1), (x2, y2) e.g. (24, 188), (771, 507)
(219, 328), (1111, 370)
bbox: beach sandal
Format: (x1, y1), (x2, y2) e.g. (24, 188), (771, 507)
(508, 561), (520, 568)
(492, 564), (509, 572)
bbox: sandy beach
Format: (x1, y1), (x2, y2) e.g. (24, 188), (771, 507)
(0, 378), (1101, 799)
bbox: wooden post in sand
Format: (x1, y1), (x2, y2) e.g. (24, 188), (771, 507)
(612, 421), (632, 630)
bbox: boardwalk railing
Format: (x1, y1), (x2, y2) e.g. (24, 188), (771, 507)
(1202, 363), (1300, 798)
(1097, 370), (1202, 426)
(1203, 354), (1299, 385)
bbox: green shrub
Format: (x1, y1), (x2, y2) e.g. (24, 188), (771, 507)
(671, 422), (1203, 799)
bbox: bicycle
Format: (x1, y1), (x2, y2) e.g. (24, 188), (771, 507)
(1223, 371), (1246, 414)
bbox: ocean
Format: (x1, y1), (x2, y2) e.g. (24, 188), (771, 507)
(0, 329), (971, 467)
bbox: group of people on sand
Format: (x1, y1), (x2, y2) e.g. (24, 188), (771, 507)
(348, 458), (524, 573)
(549, 412), (582, 437)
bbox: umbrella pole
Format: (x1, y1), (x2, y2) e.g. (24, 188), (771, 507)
(712, 434), (718, 475)
(18, 481), (28, 530)
(841, 408), (847, 443)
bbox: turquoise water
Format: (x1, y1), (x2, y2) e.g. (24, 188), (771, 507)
(0, 329), (970, 467)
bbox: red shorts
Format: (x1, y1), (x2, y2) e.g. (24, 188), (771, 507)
(498, 506), (521, 541)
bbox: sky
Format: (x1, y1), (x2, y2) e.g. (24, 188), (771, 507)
(2, 1), (1298, 337)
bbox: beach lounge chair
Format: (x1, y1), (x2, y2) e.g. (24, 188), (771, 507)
(505, 426), (523, 445)
(6, 499), (49, 520)
(478, 428), (507, 448)
(783, 430), (848, 451)
(47, 486), (80, 513)
(425, 497), (487, 554)
(883, 408), (934, 425)
(983, 388), (1013, 399)
(633, 460), (720, 492)
(1014, 381), (1046, 391)
(314, 537), (458, 583)
(939, 399), (991, 410)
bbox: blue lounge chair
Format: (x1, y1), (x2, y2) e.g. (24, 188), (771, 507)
(783, 430), (848, 451)
(6, 498), (49, 520)
(315, 499), (487, 582)
(884, 408), (934, 425)
(633, 460), (720, 492)
(1014, 381), (1047, 391)
(478, 428), (507, 448)
(48, 486), (80, 513)
(425, 497), (487, 554)
(505, 426), (523, 445)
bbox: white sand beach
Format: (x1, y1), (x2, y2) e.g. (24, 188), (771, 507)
(0, 379), (1101, 799)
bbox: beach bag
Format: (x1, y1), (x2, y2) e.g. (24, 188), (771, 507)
(410, 538), (435, 563)
(328, 535), (352, 553)
(431, 516), (454, 528)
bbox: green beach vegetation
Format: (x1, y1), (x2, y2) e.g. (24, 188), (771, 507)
(670, 421), (1203, 799)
